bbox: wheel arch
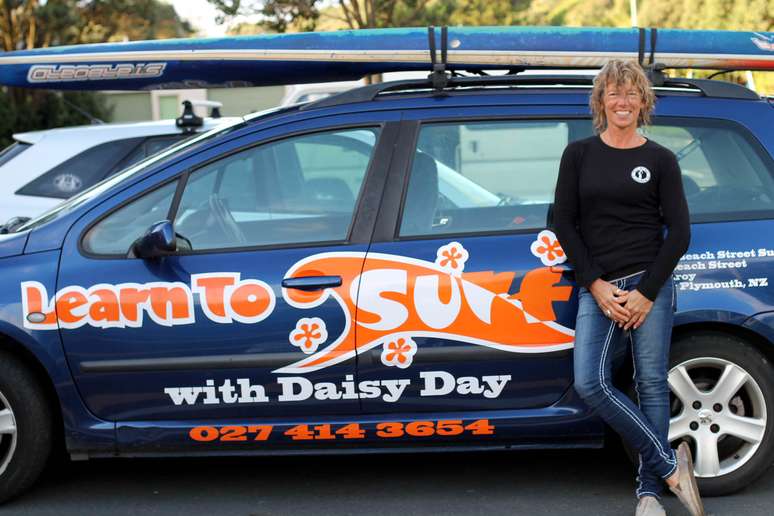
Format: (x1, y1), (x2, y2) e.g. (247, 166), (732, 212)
(0, 332), (65, 451)
(672, 320), (774, 367)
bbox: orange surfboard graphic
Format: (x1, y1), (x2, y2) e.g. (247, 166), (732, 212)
(277, 243), (574, 373)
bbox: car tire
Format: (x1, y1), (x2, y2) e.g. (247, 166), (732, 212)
(0, 350), (53, 504)
(665, 333), (774, 496)
(622, 332), (774, 496)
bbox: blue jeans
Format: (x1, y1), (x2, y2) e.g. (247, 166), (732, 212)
(574, 272), (677, 499)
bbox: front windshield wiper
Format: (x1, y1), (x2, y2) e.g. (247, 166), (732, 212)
(0, 216), (31, 234)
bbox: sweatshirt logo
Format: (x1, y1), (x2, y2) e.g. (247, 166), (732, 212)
(631, 166), (651, 184)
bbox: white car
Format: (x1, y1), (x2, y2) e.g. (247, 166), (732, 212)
(0, 113), (237, 224)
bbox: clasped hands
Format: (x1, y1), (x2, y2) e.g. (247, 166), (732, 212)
(589, 278), (653, 330)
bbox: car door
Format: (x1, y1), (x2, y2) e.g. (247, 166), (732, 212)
(52, 112), (400, 438)
(639, 114), (774, 314)
(356, 107), (594, 414)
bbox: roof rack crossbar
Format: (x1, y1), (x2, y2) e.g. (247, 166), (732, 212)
(302, 73), (759, 111)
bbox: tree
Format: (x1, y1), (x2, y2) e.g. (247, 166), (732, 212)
(449, 0), (531, 26)
(522, 0), (629, 27)
(0, 0), (194, 148)
(638, 0), (773, 31)
(636, 0), (774, 95)
(0, 0), (193, 51)
(208, 0), (456, 32)
(0, 90), (112, 148)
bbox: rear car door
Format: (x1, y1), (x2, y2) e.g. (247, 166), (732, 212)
(356, 106), (594, 414)
(48, 112), (399, 450)
(639, 112), (774, 314)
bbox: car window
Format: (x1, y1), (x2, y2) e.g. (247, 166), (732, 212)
(0, 142), (31, 168)
(642, 118), (774, 222)
(399, 120), (593, 237)
(172, 127), (379, 251)
(16, 137), (144, 199)
(108, 134), (191, 177)
(81, 180), (178, 255)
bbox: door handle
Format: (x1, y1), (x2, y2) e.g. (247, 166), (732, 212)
(281, 276), (342, 291)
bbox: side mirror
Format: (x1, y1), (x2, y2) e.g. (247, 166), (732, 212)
(130, 220), (177, 259)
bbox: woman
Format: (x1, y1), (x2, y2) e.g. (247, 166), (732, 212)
(553, 60), (703, 516)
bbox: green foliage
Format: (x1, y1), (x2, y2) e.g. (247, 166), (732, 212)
(208, 0), (459, 31)
(1, 0), (193, 50)
(0, 91), (113, 148)
(638, 0), (773, 31)
(449, 1), (530, 26)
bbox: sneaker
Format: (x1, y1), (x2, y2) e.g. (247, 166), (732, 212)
(668, 442), (706, 516)
(635, 496), (666, 516)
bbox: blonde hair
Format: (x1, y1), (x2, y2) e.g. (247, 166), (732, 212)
(589, 60), (656, 133)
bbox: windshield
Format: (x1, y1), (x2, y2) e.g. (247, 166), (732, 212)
(14, 118), (246, 233)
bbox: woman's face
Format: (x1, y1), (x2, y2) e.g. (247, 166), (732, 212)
(603, 79), (642, 131)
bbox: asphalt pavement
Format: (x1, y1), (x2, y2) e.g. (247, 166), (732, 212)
(2, 445), (771, 515)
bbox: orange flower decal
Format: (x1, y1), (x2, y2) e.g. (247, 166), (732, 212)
(380, 337), (417, 369)
(435, 242), (469, 275)
(530, 230), (566, 266)
(289, 317), (328, 354)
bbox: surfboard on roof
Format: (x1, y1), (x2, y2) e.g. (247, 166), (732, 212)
(0, 26), (772, 91)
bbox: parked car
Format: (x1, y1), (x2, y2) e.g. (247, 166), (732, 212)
(0, 103), (237, 224)
(0, 71), (772, 503)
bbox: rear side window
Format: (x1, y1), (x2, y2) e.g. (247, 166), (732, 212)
(16, 137), (144, 199)
(0, 142), (31, 168)
(643, 118), (774, 222)
(399, 119), (593, 237)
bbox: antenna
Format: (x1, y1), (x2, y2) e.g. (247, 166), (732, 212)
(59, 93), (104, 125)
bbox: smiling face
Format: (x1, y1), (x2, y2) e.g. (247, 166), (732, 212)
(603, 80), (643, 131)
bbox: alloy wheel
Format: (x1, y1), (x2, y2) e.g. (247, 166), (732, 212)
(668, 357), (767, 478)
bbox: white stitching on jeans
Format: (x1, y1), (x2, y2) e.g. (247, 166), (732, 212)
(631, 332), (647, 497)
(636, 455), (645, 497)
(599, 318), (674, 462)
(597, 280), (676, 465)
(607, 269), (646, 282)
(661, 461), (678, 480)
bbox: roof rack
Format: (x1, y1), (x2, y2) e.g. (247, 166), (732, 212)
(302, 73), (759, 111)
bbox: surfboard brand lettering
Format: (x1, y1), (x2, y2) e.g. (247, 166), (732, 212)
(27, 63), (166, 83)
(164, 372), (512, 405)
(751, 33), (774, 52)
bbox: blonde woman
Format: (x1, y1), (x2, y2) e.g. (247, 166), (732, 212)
(553, 60), (703, 516)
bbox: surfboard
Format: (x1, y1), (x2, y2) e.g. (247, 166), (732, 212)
(0, 26), (772, 90)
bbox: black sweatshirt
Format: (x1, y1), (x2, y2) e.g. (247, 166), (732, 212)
(552, 135), (690, 301)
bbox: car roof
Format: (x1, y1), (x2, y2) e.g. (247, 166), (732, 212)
(13, 116), (241, 144)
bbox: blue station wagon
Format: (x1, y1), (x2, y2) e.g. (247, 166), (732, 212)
(0, 72), (772, 502)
